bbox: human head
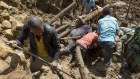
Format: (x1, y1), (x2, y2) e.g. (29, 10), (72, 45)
(91, 24), (98, 32)
(121, 21), (128, 27)
(102, 7), (111, 16)
(28, 17), (43, 36)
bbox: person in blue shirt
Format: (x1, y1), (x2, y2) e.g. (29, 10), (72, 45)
(97, 7), (119, 76)
(81, 0), (96, 15)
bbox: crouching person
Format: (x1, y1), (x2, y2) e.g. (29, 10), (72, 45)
(9, 17), (60, 72)
(125, 25), (140, 72)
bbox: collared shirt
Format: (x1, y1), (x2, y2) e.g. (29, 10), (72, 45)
(98, 15), (119, 42)
(82, 0), (96, 14)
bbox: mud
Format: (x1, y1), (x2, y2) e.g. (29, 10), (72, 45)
(0, 0), (139, 79)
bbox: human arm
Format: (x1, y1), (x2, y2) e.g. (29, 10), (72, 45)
(51, 28), (61, 61)
(124, 34), (134, 46)
(9, 23), (29, 46)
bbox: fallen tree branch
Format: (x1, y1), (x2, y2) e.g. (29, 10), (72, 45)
(60, 36), (82, 40)
(49, 1), (76, 24)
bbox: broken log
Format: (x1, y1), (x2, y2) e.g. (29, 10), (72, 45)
(56, 24), (70, 32)
(125, 0), (132, 20)
(58, 29), (71, 38)
(75, 46), (89, 79)
(83, 5), (104, 22)
(60, 36), (81, 40)
(58, 5), (109, 38)
(49, 1), (76, 24)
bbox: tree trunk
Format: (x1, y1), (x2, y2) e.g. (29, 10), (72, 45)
(75, 46), (89, 79)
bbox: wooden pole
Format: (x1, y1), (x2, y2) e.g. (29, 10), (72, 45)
(58, 29), (71, 38)
(75, 46), (89, 79)
(57, 5), (109, 38)
(56, 24), (70, 32)
(49, 2), (76, 24)
(60, 36), (82, 40)
(125, 0), (132, 20)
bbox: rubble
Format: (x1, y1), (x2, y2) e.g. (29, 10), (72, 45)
(0, 0), (139, 79)
(0, 1), (9, 10)
(2, 20), (11, 29)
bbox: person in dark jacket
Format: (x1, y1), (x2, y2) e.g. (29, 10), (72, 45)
(9, 17), (61, 72)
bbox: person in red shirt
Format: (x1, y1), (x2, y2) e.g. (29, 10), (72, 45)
(76, 25), (99, 57)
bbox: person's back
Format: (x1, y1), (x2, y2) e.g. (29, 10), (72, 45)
(76, 32), (99, 49)
(97, 7), (119, 76)
(98, 15), (119, 42)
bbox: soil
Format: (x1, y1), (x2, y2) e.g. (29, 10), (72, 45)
(0, 0), (139, 79)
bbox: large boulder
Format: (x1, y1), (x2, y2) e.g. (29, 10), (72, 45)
(2, 20), (11, 29)
(0, 1), (9, 10)
(1, 12), (10, 20)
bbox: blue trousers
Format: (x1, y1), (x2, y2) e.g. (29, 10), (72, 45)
(99, 41), (115, 67)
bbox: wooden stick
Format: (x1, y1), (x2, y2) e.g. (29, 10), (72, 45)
(60, 36), (82, 40)
(125, 0), (132, 20)
(49, 2), (76, 24)
(56, 24), (70, 32)
(75, 46), (89, 79)
(58, 29), (71, 38)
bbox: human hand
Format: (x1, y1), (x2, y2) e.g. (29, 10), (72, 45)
(9, 40), (18, 47)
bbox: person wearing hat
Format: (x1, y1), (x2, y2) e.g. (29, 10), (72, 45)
(9, 17), (60, 72)
(97, 7), (119, 76)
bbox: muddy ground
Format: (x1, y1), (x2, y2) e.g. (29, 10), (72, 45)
(0, 0), (140, 79)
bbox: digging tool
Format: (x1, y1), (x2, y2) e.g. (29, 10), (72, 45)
(2, 38), (75, 79)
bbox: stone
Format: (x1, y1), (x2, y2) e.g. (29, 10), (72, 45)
(3, 29), (13, 39)
(0, 1), (9, 10)
(16, 21), (24, 30)
(0, 59), (9, 73)
(0, 24), (2, 33)
(2, 20), (12, 29)
(1, 12), (10, 20)
(9, 16), (17, 22)
(8, 6), (17, 15)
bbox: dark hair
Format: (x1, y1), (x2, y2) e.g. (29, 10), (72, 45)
(91, 24), (98, 30)
(27, 17), (42, 28)
(121, 21), (128, 27)
(102, 7), (110, 15)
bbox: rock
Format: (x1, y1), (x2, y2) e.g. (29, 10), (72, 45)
(8, 6), (17, 15)
(0, 40), (14, 58)
(0, 59), (9, 73)
(16, 21), (24, 30)
(0, 24), (2, 33)
(3, 29), (13, 39)
(2, 20), (11, 29)
(0, 1), (9, 10)
(9, 16), (17, 22)
(1, 12), (10, 20)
